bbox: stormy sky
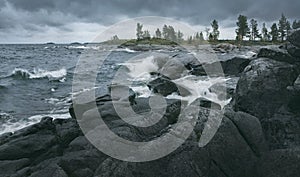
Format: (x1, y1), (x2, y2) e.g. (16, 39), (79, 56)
(0, 0), (299, 43)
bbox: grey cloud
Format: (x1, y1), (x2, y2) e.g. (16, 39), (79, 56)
(1, 0), (300, 42)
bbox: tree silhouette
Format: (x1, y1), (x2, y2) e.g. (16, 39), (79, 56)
(249, 19), (261, 41)
(211, 20), (220, 41)
(270, 23), (279, 42)
(236, 15), (250, 41)
(155, 28), (162, 38)
(136, 23), (143, 40)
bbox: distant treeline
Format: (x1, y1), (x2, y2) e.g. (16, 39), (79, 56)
(109, 14), (300, 44)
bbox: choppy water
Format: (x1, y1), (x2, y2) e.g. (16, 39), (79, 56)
(0, 43), (256, 134)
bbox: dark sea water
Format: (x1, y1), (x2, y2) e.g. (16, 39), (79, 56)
(0, 44), (141, 133)
(0, 43), (257, 134)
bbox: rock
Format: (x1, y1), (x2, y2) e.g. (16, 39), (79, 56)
(0, 133), (57, 161)
(287, 29), (300, 48)
(29, 164), (68, 177)
(220, 57), (251, 76)
(191, 57), (251, 76)
(287, 43), (300, 58)
(69, 94), (111, 120)
(258, 148), (300, 177)
(234, 58), (299, 119)
(147, 76), (178, 96)
(59, 149), (105, 176)
(108, 84), (136, 104)
(192, 97), (222, 110)
(159, 59), (186, 80)
(0, 158), (30, 176)
(209, 77), (239, 100)
(234, 58), (300, 149)
(92, 108), (266, 177)
(205, 115), (260, 177)
(224, 111), (268, 155)
(257, 47), (297, 63)
(54, 118), (82, 147)
(214, 43), (236, 53)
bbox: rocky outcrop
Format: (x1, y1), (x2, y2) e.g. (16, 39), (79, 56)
(257, 47), (297, 64)
(0, 104), (268, 177)
(191, 57), (251, 76)
(288, 29), (300, 48)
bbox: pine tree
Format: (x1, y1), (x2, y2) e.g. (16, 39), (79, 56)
(162, 25), (168, 39)
(177, 30), (184, 43)
(278, 14), (288, 42)
(143, 30), (151, 38)
(136, 23), (143, 40)
(236, 15), (250, 41)
(261, 23), (270, 41)
(155, 28), (162, 38)
(270, 23), (279, 42)
(188, 36), (193, 44)
(204, 27), (210, 40)
(199, 32), (204, 41)
(211, 20), (220, 41)
(208, 33), (214, 41)
(286, 20), (291, 36)
(249, 19), (261, 41)
(292, 20), (300, 29)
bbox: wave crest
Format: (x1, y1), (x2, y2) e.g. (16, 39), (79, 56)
(11, 68), (67, 81)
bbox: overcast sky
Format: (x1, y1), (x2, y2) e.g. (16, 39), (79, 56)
(0, 0), (299, 43)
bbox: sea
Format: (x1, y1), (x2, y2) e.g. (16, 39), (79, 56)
(0, 43), (257, 135)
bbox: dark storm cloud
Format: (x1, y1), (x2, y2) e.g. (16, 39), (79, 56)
(1, 0), (300, 42)
(7, 0), (300, 24)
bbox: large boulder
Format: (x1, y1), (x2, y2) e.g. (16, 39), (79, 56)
(92, 108), (267, 177)
(258, 149), (300, 177)
(286, 43), (300, 58)
(287, 29), (300, 48)
(234, 58), (300, 149)
(234, 58), (298, 119)
(257, 47), (297, 64)
(159, 59), (186, 80)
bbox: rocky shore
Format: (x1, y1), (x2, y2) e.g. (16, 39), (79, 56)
(1, 30), (300, 177)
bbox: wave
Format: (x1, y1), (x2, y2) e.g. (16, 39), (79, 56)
(114, 48), (137, 53)
(0, 112), (71, 135)
(0, 85), (7, 90)
(11, 68), (67, 81)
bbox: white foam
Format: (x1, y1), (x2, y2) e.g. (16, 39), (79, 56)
(120, 56), (158, 80)
(115, 48), (137, 53)
(12, 68), (67, 81)
(0, 113), (71, 135)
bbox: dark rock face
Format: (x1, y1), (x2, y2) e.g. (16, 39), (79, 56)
(288, 29), (300, 48)
(147, 76), (179, 96)
(209, 77), (239, 100)
(234, 58), (300, 149)
(287, 43), (300, 58)
(234, 58), (298, 119)
(192, 57), (251, 76)
(0, 100), (265, 177)
(257, 47), (297, 64)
